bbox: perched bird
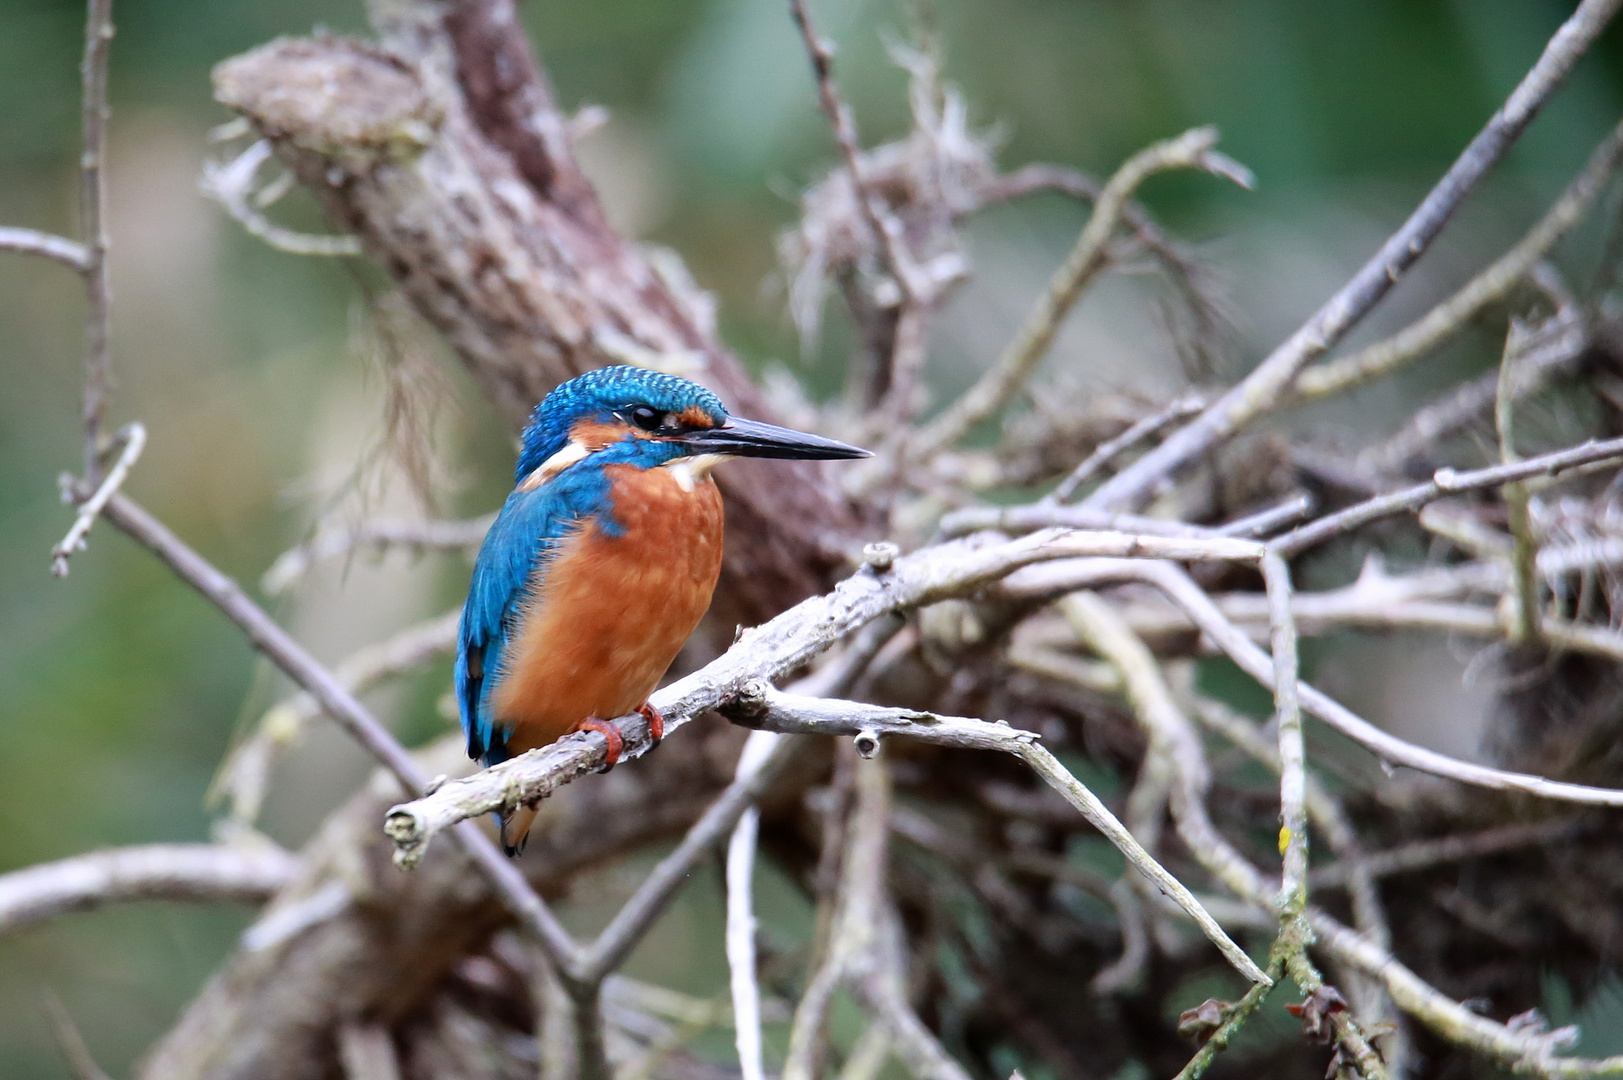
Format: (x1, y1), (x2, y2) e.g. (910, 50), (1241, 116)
(457, 365), (869, 854)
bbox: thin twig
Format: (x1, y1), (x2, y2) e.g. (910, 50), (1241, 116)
(1192, 694), (1400, 1061)
(1271, 435), (1623, 556)
(1363, 302), (1587, 475)
(1497, 321), (1545, 644)
(726, 685), (1270, 985)
(79, 0), (114, 480)
(1171, 965), (1281, 1080)
(201, 140), (364, 257)
(1217, 493), (1316, 538)
(1063, 593), (1388, 1079)
(1059, 593), (1275, 964)
(1293, 116), (1623, 400)
(42, 992), (114, 1080)
(724, 737), (775, 1080)
(1087, 0), (1623, 510)
(786, 0), (934, 429)
(261, 513), (493, 595)
(576, 734), (799, 983)
(912, 127), (1252, 459)
(1261, 554), (1308, 919)
(783, 751), (880, 1080)
(787, 0), (923, 304)
(1309, 819), (1581, 889)
(212, 608), (462, 824)
(0, 227), (88, 270)
(1045, 392), (1205, 504)
(51, 420), (145, 576)
(1091, 552), (1623, 662)
(941, 503), (1227, 540)
(975, 162), (1232, 376)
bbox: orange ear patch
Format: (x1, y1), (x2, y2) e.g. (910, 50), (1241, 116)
(569, 418), (633, 448)
(677, 405), (719, 429)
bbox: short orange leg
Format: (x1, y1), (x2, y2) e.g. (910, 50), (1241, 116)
(637, 701), (665, 746)
(575, 716), (623, 772)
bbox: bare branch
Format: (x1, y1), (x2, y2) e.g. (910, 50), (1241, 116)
(78, 0), (113, 478)
(1293, 117), (1623, 400)
(1272, 435), (1623, 557)
(1497, 321), (1545, 644)
(1045, 392), (1205, 504)
(261, 514), (492, 595)
(1261, 553), (1308, 914)
(201, 140), (364, 257)
(1218, 493), (1316, 538)
(1061, 592), (1393, 1076)
(384, 528), (1281, 861)
(576, 734), (799, 983)
(787, 0), (925, 303)
(1364, 299), (1586, 475)
(975, 163), (1233, 378)
(724, 739), (774, 1080)
(725, 685), (1269, 985)
(51, 421), (145, 577)
(0, 843), (296, 938)
(43, 993), (115, 1080)
(97, 492), (584, 976)
(1088, 0), (1623, 509)
(727, 805), (769, 1078)
(910, 127), (1251, 460)
(213, 608), (461, 824)
(941, 504), (1227, 540)
(1309, 819), (1582, 890)
(1171, 971), (1279, 1080)
(0, 227), (88, 270)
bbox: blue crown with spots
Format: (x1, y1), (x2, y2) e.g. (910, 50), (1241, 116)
(515, 366), (728, 483)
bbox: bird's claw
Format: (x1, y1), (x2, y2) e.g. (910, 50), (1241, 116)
(576, 716), (623, 772)
(637, 701), (665, 747)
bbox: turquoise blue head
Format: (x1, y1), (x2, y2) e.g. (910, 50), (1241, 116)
(515, 365), (868, 485)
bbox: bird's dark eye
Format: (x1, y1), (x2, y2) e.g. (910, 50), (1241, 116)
(628, 406), (665, 432)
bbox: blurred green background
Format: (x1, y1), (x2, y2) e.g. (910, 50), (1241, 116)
(2, 0), (1622, 1076)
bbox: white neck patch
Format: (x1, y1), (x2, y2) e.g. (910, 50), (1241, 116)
(517, 440), (591, 492)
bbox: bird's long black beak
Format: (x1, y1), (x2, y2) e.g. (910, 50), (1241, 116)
(682, 416), (871, 460)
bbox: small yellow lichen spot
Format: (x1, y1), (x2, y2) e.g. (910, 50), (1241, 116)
(1278, 825), (1292, 855)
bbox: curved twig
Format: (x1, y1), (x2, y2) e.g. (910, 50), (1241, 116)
(0, 844), (296, 938)
(910, 127), (1251, 461)
(0, 227), (88, 271)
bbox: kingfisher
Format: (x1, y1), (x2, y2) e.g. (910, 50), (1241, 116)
(456, 365), (869, 854)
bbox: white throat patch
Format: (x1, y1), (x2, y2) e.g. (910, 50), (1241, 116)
(663, 453), (728, 493)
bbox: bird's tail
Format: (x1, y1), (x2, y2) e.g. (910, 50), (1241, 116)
(500, 803), (539, 856)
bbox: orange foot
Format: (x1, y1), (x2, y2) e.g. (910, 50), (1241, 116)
(575, 716), (623, 772)
(637, 701), (665, 746)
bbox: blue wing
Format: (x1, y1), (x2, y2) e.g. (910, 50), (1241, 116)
(455, 466), (615, 767)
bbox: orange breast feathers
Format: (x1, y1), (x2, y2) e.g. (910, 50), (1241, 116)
(491, 462), (725, 754)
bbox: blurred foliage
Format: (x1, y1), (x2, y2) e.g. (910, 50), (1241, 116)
(1, 0), (1621, 1076)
